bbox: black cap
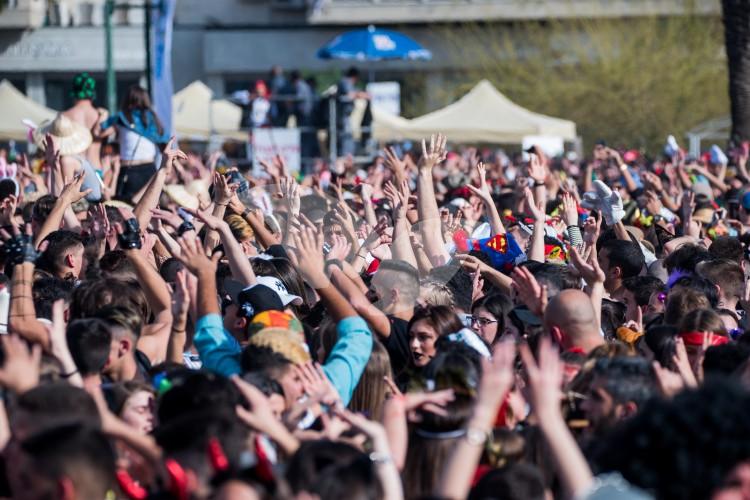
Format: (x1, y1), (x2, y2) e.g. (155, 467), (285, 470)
(235, 284), (284, 318)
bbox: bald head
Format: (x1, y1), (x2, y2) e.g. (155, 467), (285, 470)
(544, 289), (602, 351)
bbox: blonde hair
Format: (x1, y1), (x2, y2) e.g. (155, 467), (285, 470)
(225, 214), (254, 242)
(248, 327), (311, 365)
(419, 279), (454, 308)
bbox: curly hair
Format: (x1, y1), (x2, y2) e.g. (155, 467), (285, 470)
(592, 379), (750, 500)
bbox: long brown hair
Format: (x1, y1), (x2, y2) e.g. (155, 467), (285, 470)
(348, 340), (392, 422)
(121, 85), (164, 135)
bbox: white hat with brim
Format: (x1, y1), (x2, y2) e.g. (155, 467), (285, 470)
(32, 114), (92, 156)
(163, 184), (199, 210)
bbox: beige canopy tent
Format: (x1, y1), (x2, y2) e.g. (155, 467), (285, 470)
(0, 80), (57, 141)
(173, 81), (244, 141)
(372, 79), (576, 144)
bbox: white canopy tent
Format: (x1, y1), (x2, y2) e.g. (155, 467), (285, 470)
(172, 81), (244, 141)
(0, 80), (57, 141)
(686, 116), (730, 157)
(372, 79), (577, 144)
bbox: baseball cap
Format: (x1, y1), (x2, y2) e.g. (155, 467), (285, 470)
(225, 276), (303, 316)
(224, 279), (284, 319)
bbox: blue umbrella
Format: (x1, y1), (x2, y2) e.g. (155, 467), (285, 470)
(317, 25), (432, 61)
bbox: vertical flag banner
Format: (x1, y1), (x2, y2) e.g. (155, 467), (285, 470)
(152, 0), (176, 136)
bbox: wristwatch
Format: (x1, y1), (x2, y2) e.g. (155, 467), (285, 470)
(466, 427), (490, 447)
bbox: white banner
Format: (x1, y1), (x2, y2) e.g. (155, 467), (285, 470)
(151, 0), (176, 136)
(366, 81), (401, 116)
(252, 128), (301, 176)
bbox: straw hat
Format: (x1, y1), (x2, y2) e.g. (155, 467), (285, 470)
(33, 114), (92, 156)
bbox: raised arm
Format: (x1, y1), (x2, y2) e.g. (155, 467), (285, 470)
(203, 172), (237, 253)
(328, 263), (391, 339)
(186, 206), (256, 286)
(383, 180), (418, 269)
(118, 219), (173, 363)
(437, 341), (516, 500)
(133, 137), (187, 230)
(525, 187), (546, 263)
(7, 229), (50, 349)
(290, 226), (373, 405)
(34, 174), (90, 248)
(521, 339), (593, 498)
(417, 134), (450, 267)
(466, 162), (505, 236)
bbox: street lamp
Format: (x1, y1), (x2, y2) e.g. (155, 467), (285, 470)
(104, 0), (161, 115)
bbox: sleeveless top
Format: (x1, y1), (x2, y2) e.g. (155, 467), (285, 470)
(72, 155), (103, 202)
(117, 124), (158, 163)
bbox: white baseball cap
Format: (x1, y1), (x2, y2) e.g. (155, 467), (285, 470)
(255, 275), (303, 307)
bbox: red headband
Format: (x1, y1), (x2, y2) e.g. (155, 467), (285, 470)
(679, 331), (730, 347)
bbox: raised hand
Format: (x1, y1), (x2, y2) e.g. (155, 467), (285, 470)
(0, 194), (16, 227)
(150, 208), (183, 230)
(644, 190), (663, 216)
(233, 380), (274, 432)
(0, 334), (41, 394)
(59, 173), (92, 206)
(582, 212), (602, 247)
(561, 191), (578, 227)
(420, 133), (448, 170)
(182, 206), (226, 232)
(160, 136), (188, 171)
(524, 187), (545, 222)
(43, 133), (61, 172)
(466, 161), (493, 201)
(213, 171), (239, 206)
(325, 233), (351, 262)
(174, 233), (222, 276)
(528, 153), (547, 184)
(511, 266), (548, 316)
(88, 203), (111, 241)
(569, 246), (605, 286)
(278, 175), (301, 216)
(1, 223), (41, 264)
(520, 336), (563, 420)
(298, 362), (341, 408)
(289, 226), (328, 289)
(171, 268), (190, 323)
(383, 146), (407, 180)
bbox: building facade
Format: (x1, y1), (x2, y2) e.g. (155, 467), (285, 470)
(0, 0), (721, 112)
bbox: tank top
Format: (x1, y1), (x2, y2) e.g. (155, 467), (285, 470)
(72, 155), (103, 202)
(117, 124), (158, 163)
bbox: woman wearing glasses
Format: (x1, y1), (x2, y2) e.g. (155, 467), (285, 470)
(470, 294), (513, 346)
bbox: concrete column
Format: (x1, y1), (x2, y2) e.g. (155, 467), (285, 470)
(25, 72), (46, 107)
(424, 71), (444, 112)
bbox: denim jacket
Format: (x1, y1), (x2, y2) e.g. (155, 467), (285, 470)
(103, 110), (170, 145)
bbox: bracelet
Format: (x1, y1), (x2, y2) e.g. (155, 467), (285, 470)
(355, 253), (367, 260)
(369, 452), (393, 465)
(465, 427), (491, 446)
(171, 329), (186, 334)
(533, 181), (545, 187)
(216, 202), (229, 207)
(242, 208), (251, 218)
(619, 164), (628, 172)
(60, 369), (79, 379)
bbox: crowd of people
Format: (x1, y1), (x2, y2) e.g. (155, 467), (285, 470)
(0, 71), (750, 500)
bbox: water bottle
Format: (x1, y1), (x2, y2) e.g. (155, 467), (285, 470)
(0, 285), (10, 334)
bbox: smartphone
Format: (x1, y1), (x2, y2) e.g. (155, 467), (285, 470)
(226, 170), (249, 194)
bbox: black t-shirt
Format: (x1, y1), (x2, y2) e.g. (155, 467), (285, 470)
(384, 316), (411, 376)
